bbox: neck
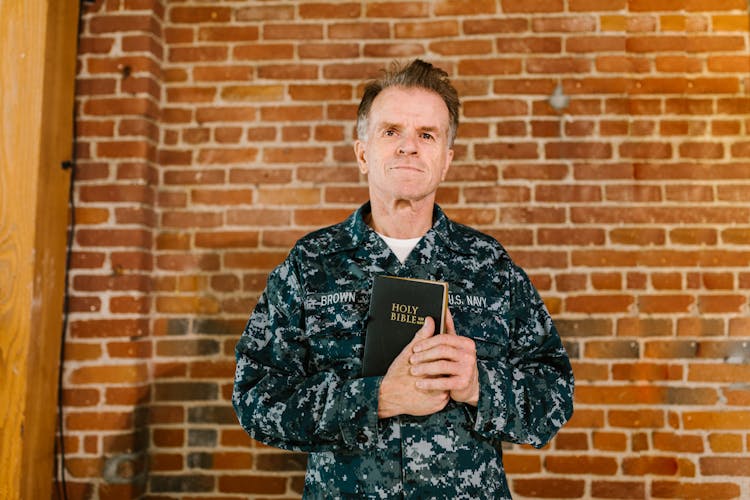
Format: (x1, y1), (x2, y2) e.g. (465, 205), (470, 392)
(367, 197), (434, 239)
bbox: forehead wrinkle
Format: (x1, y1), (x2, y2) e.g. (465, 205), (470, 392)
(369, 87), (451, 139)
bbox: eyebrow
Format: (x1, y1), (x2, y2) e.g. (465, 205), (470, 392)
(377, 121), (443, 136)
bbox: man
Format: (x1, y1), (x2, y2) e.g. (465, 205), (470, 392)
(233, 59), (574, 499)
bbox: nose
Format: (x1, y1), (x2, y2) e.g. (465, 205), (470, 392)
(397, 133), (418, 155)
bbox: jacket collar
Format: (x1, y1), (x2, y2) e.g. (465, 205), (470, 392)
(326, 202), (471, 256)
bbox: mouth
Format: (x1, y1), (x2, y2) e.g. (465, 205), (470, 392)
(390, 164), (423, 172)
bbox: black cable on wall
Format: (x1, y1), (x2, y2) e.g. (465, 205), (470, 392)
(54, 1), (96, 498)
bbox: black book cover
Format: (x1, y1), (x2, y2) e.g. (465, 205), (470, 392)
(362, 275), (448, 377)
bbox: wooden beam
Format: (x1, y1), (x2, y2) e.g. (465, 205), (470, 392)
(0, 0), (79, 497)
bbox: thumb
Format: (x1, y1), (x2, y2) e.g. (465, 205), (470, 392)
(413, 316), (435, 341)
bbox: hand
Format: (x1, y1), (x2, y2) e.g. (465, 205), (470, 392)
(377, 316), (451, 419)
(409, 309), (479, 406)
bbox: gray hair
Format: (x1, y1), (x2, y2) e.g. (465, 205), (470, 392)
(356, 59), (460, 147)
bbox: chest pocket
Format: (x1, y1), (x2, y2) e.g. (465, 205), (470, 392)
(451, 304), (511, 361)
(303, 291), (369, 374)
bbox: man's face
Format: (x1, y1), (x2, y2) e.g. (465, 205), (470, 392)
(355, 87), (454, 205)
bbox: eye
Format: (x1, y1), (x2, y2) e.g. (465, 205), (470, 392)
(421, 132), (434, 141)
(384, 129), (396, 137)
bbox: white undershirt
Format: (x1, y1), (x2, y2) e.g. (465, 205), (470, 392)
(376, 232), (422, 264)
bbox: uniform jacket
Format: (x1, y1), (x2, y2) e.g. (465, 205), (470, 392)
(233, 203), (574, 499)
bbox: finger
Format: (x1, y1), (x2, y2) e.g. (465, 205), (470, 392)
(444, 308), (456, 335)
(411, 343), (460, 364)
(411, 359), (461, 378)
(415, 375), (469, 392)
(413, 331), (473, 354)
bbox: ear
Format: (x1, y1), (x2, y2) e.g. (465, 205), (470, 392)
(354, 140), (368, 175)
(440, 148), (453, 181)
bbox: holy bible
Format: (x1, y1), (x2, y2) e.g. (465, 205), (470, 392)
(362, 275), (449, 377)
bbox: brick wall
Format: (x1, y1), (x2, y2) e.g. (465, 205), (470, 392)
(63, 0), (750, 498)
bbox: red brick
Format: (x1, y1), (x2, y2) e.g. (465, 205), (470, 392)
(687, 0), (747, 10)
(299, 3), (361, 18)
(265, 24), (324, 40)
(263, 147), (326, 164)
(464, 99), (528, 117)
(233, 43), (295, 61)
(580, 385), (717, 405)
(638, 295), (695, 313)
(652, 481), (741, 499)
(592, 481), (645, 499)
(260, 105), (324, 122)
(62, 388), (100, 407)
(613, 362), (681, 381)
(572, 250), (638, 267)
(78, 36), (116, 54)
(66, 411), (133, 431)
(623, 456), (680, 476)
(708, 433), (743, 453)
(197, 148), (258, 165)
(379, 48), (438, 65)
(166, 86), (216, 103)
(224, 252), (288, 270)
(502, 0), (563, 12)
(152, 429), (184, 448)
(593, 432), (627, 451)
(554, 432), (589, 451)
(547, 456), (618, 475)
(700, 457), (750, 476)
(542, 228), (606, 246)
(676, 317), (725, 337)
(256, 187), (320, 205)
(502, 453), (541, 473)
(653, 432), (704, 453)
(513, 479), (585, 498)
(475, 142), (539, 159)
(532, 16), (597, 32)
(288, 84), (353, 102)
(434, 0), (497, 15)
(570, 0), (625, 10)
(366, 2), (430, 17)
(169, 6), (231, 23)
(218, 475), (287, 494)
(684, 411), (750, 431)
(546, 142), (612, 159)
(149, 453), (182, 472)
(690, 364), (750, 384)
(88, 14), (158, 34)
(712, 14), (750, 31)
(458, 58), (522, 76)
(329, 22), (390, 39)
(585, 340), (639, 359)
(463, 186), (530, 203)
(729, 317), (750, 335)
(191, 66), (253, 82)
(395, 20), (458, 38)
(531, 120), (560, 137)
(197, 26), (259, 42)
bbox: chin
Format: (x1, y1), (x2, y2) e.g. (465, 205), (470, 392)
(390, 191), (432, 203)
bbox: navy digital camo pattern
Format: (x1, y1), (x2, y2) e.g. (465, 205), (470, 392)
(233, 203), (574, 499)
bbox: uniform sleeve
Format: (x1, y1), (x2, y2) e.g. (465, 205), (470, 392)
(471, 262), (574, 448)
(232, 254), (381, 453)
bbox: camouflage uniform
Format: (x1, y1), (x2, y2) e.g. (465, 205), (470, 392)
(233, 203), (574, 499)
